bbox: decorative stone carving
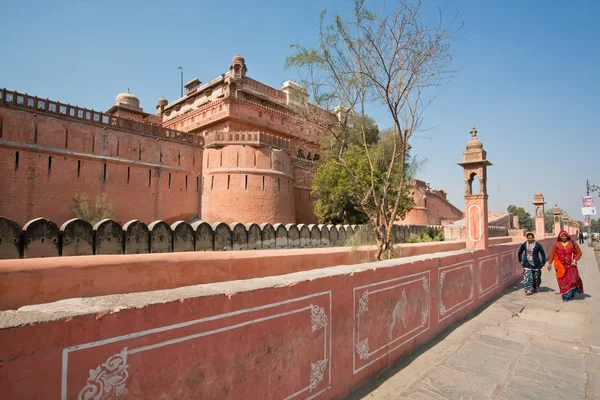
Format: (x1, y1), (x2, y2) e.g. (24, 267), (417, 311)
(77, 347), (129, 400)
(311, 305), (328, 332)
(309, 359), (328, 393)
(357, 291), (369, 316)
(356, 338), (369, 360)
(389, 289), (408, 339)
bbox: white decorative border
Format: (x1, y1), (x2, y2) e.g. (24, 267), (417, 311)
(478, 254), (499, 297)
(62, 291), (332, 400)
(467, 204), (483, 242)
(438, 261), (474, 323)
(353, 271), (430, 374)
(500, 251), (515, 284)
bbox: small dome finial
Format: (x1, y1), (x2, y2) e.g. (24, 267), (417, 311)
(470, 125), (477, 138)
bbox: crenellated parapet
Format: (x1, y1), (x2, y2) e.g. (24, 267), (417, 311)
(0, 216), (364, 259)
(0, 90), (204, 226)
(0, 88), (201, 145)
(0, 215), (474, 259)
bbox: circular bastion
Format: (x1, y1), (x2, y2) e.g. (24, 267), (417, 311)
(201, 145), (295, 224)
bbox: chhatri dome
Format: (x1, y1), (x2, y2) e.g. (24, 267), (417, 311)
(232, 54), (245, 65)
(466, 125), (483, 150)
(157, 97), (168, 108)
(115, 89), (141, 110)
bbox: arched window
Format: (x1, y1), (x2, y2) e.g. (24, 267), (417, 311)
(313, 154), (321, 161)
(468, 172), (480, 194)
(296, 149), (305, 159)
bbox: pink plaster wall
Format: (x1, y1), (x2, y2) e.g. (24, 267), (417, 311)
(0, 241), (465, 311)
(0, 238), (556, 399)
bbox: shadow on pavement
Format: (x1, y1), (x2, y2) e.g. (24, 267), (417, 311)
(537, 286), (555, 292)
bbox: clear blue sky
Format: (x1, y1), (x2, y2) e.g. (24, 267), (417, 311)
(2, 0), (598, 222)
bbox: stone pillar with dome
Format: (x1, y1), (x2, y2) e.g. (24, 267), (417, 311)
(533, 192), (546, 238)
(552, 204), (561, 235)
(457, 126), (492, 250)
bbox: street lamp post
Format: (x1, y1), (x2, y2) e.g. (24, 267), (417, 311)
(585, 179), (600, 247)
(178, 66), (183, 98)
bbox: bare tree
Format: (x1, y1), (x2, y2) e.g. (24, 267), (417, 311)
(287, 0), (462, 259)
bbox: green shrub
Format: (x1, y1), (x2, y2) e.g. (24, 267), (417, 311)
(72, 193), (114, 225)
(405, 228), (444, 243)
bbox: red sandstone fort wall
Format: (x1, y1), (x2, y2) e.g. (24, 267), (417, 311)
(0, 107), (203, 226)
(401, 181), (463, 225)
(293, 164), (318, 224)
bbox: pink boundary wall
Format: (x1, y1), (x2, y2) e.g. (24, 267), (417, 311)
(0, 240), (515, 311)
(0, 238), (554, 399)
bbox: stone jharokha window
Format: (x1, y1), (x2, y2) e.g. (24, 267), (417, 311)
(313, 154), (320, 161)
(296, 149), (305, 159)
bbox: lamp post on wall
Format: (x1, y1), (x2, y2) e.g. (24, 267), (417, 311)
(586, 179), (599, 247)
(178, 66), (183, 98)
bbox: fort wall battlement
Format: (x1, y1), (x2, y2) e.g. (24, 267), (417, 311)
(0, 216), (459, 259)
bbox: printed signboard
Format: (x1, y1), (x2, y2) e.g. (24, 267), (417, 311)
(585, 216), (590, 226)
(582, 206), (597, 216)
(583, 196), (595, 207)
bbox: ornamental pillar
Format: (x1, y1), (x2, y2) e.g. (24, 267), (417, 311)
(458, 126), (492, 250)
(533, 192), (546, 238)
(552, 205), (561, 235)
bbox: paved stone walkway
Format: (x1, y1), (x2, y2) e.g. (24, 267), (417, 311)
(347, 244), (600, 400)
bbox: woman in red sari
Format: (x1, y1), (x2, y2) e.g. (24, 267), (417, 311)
(547, 230), (584, 301)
